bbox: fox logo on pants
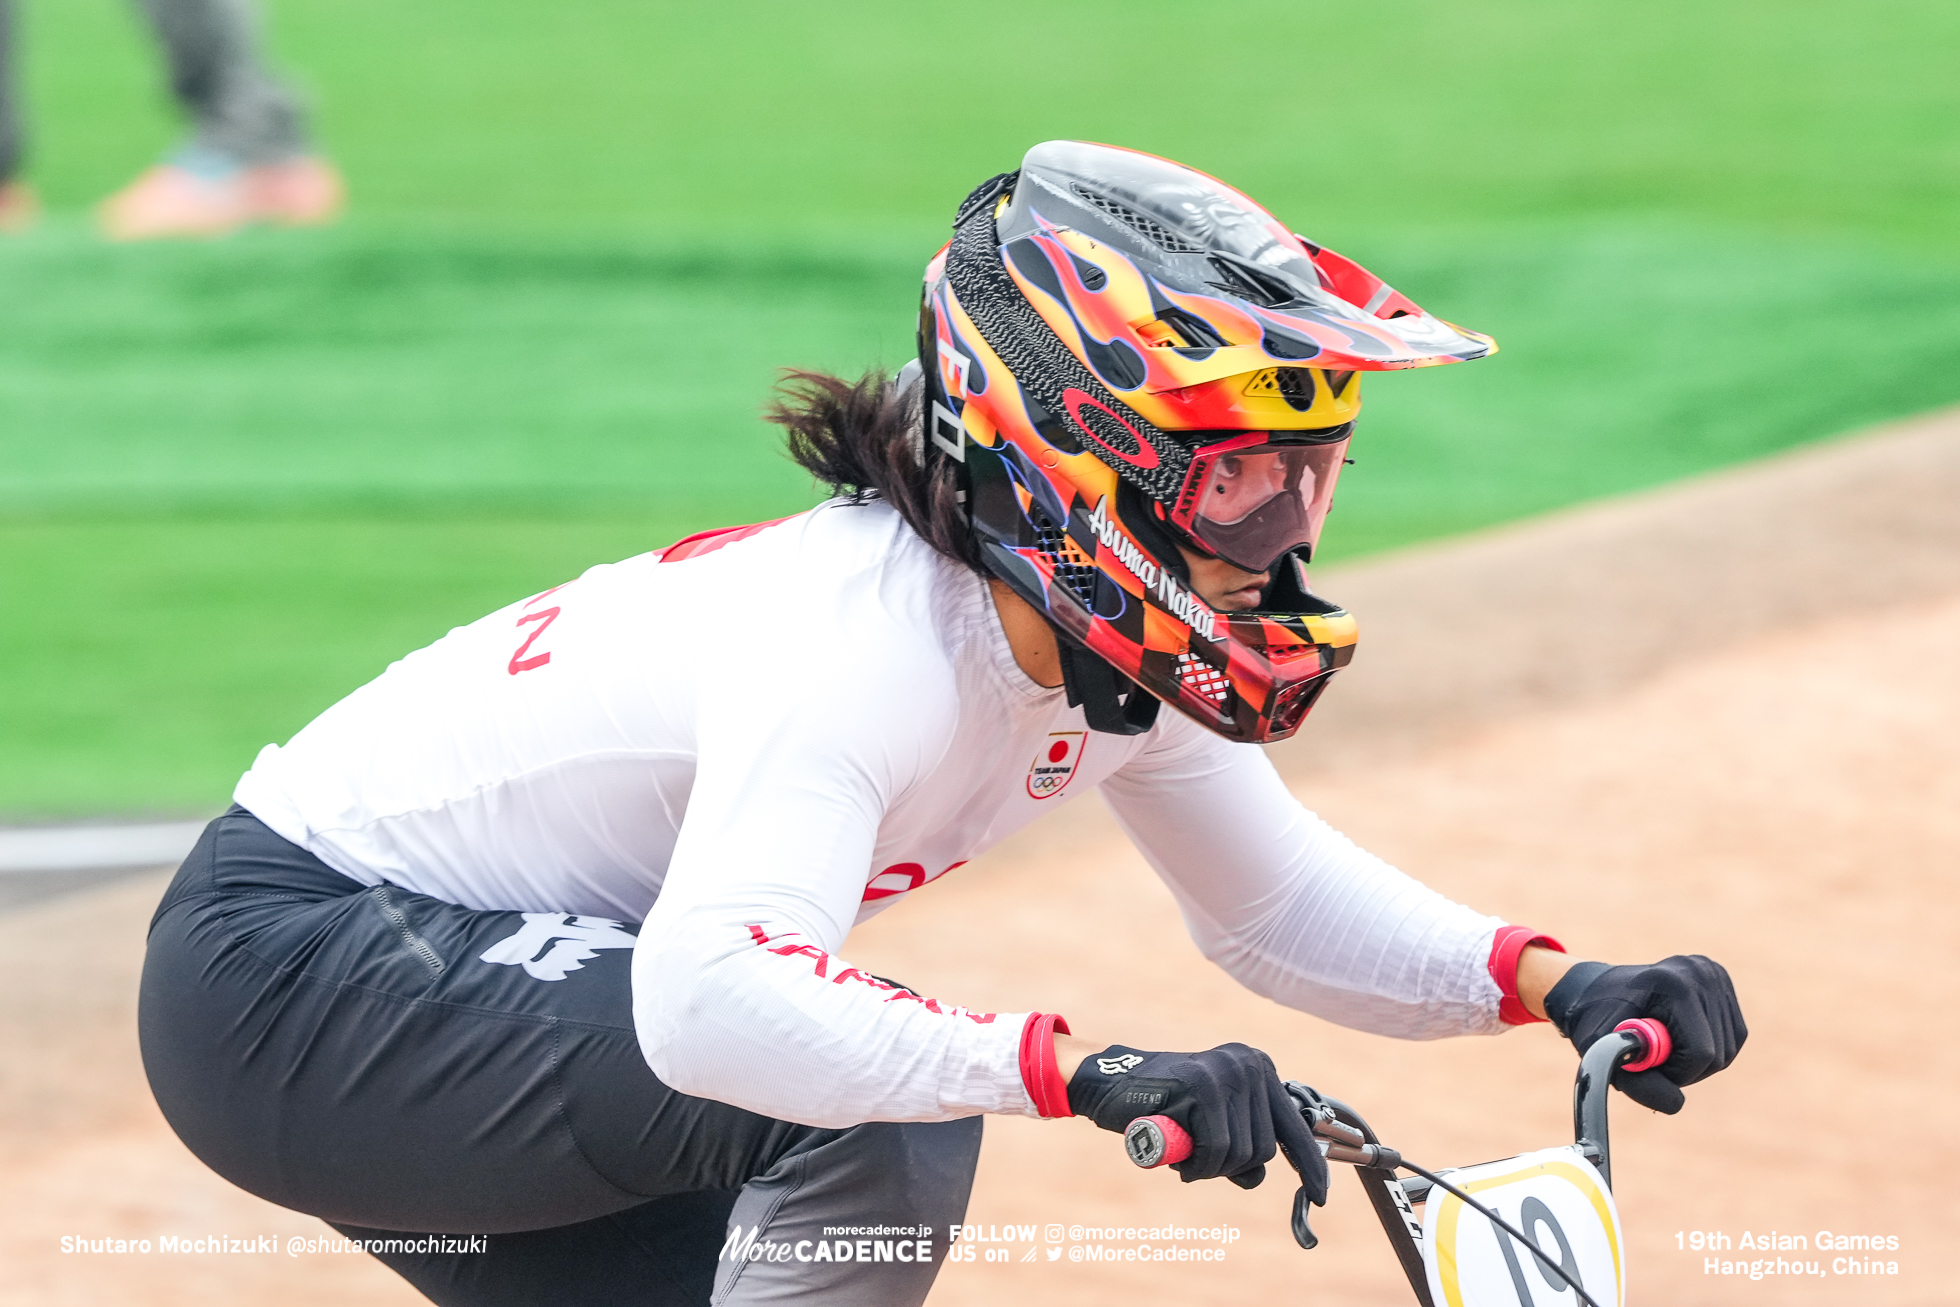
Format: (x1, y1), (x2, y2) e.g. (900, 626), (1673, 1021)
(480, 913), (637, 981)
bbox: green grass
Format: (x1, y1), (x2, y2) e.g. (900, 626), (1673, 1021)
(0, 227), (916, 510)
(25, 0), (1960, 247)
(0, 509), (707, 815)
(4, 0), (1958, 815)
(7, 220), (1958, 526)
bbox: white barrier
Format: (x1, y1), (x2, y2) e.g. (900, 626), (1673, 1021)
(0, 821), (207, 874)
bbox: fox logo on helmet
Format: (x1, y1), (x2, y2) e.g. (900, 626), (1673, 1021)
(1026, 732), (1085, 799)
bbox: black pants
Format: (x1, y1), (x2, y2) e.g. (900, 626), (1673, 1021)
(139, 808), (980, 1306)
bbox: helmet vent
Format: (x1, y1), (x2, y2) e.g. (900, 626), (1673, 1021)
(1176, 650), (1232, 708)
(1203, 253), (1299, 308)
(1031, 512), (1099, 609)
(1069, 183), (1206, 254)
(1269, 674), (1333, 734)
(1243, 367), (1319, 411)
(1153, 307), (1227, 351)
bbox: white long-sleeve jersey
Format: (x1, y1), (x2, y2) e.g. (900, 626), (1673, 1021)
(236, 500), (1512, 1129)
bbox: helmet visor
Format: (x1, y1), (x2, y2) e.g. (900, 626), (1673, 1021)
(1173, 432), (1350, 573)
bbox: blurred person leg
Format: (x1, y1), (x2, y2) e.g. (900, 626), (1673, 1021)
(100, 0), (342, 239)
(0, 0), (38, 232)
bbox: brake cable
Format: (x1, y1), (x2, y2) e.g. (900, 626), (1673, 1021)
(1389, 1157), (1601, 1307)
(1299, 1092), (1603, 1307)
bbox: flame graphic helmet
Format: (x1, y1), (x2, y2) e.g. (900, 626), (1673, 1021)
(918, 141), (1495, 743)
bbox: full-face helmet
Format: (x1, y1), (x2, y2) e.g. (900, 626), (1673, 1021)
(919, 141), (1495, 742)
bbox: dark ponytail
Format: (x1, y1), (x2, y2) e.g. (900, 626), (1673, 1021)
(768, 368), (984, 574)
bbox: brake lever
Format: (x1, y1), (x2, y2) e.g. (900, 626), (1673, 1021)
(1282, 1082), (1338, 1250)
(1291, 1184), (1318, 1250)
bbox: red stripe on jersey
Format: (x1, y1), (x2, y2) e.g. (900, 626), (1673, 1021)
(658, 516), (796, 563)
(743, 923), (1000, 1025)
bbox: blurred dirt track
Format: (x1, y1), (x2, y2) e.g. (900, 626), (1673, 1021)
(5, 410), (1956, 1306)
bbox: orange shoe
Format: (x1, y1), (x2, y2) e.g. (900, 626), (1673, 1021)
(245, 156), (345, 228)
(0, 179), (38, 233)
(98, 161), (254, 240)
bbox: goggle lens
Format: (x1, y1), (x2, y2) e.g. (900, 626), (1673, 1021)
(1178, 435), (1350, 573)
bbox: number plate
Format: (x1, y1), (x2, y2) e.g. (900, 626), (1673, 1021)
(1421, 1146), (1625, 1307)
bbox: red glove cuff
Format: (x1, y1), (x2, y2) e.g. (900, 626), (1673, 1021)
(1018, 1012), (1074, 1118)
(1489, 925), (1566, 1026)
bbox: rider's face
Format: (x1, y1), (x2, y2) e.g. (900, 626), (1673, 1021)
(1200, 450), (1294, 525)
(1177, 546), (1270, 613)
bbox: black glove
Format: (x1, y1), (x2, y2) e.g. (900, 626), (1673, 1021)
(1543, 955), (1746, 1114)
(1066, 1042), (1329, 1205)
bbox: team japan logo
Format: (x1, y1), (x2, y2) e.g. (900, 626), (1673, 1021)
(1027, 732), (1086, 799)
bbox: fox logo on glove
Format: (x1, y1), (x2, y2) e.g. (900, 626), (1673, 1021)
(1097, 1053), (1145, 1075)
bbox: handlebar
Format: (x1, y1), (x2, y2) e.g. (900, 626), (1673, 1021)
(1123, 1102), (1407, 1173)
(1118, 1021), (1672, 1306)
(1124, 1114), (1192, 1169)
(1613, 1016), (1672, 1072)
(1122, 1018), (1673, 1247)
(1575, 1017), (1671, 1186)
(1123, 1018), (1671, 1177)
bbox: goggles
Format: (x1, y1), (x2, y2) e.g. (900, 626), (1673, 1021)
(1167, 426), (1352, 574)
